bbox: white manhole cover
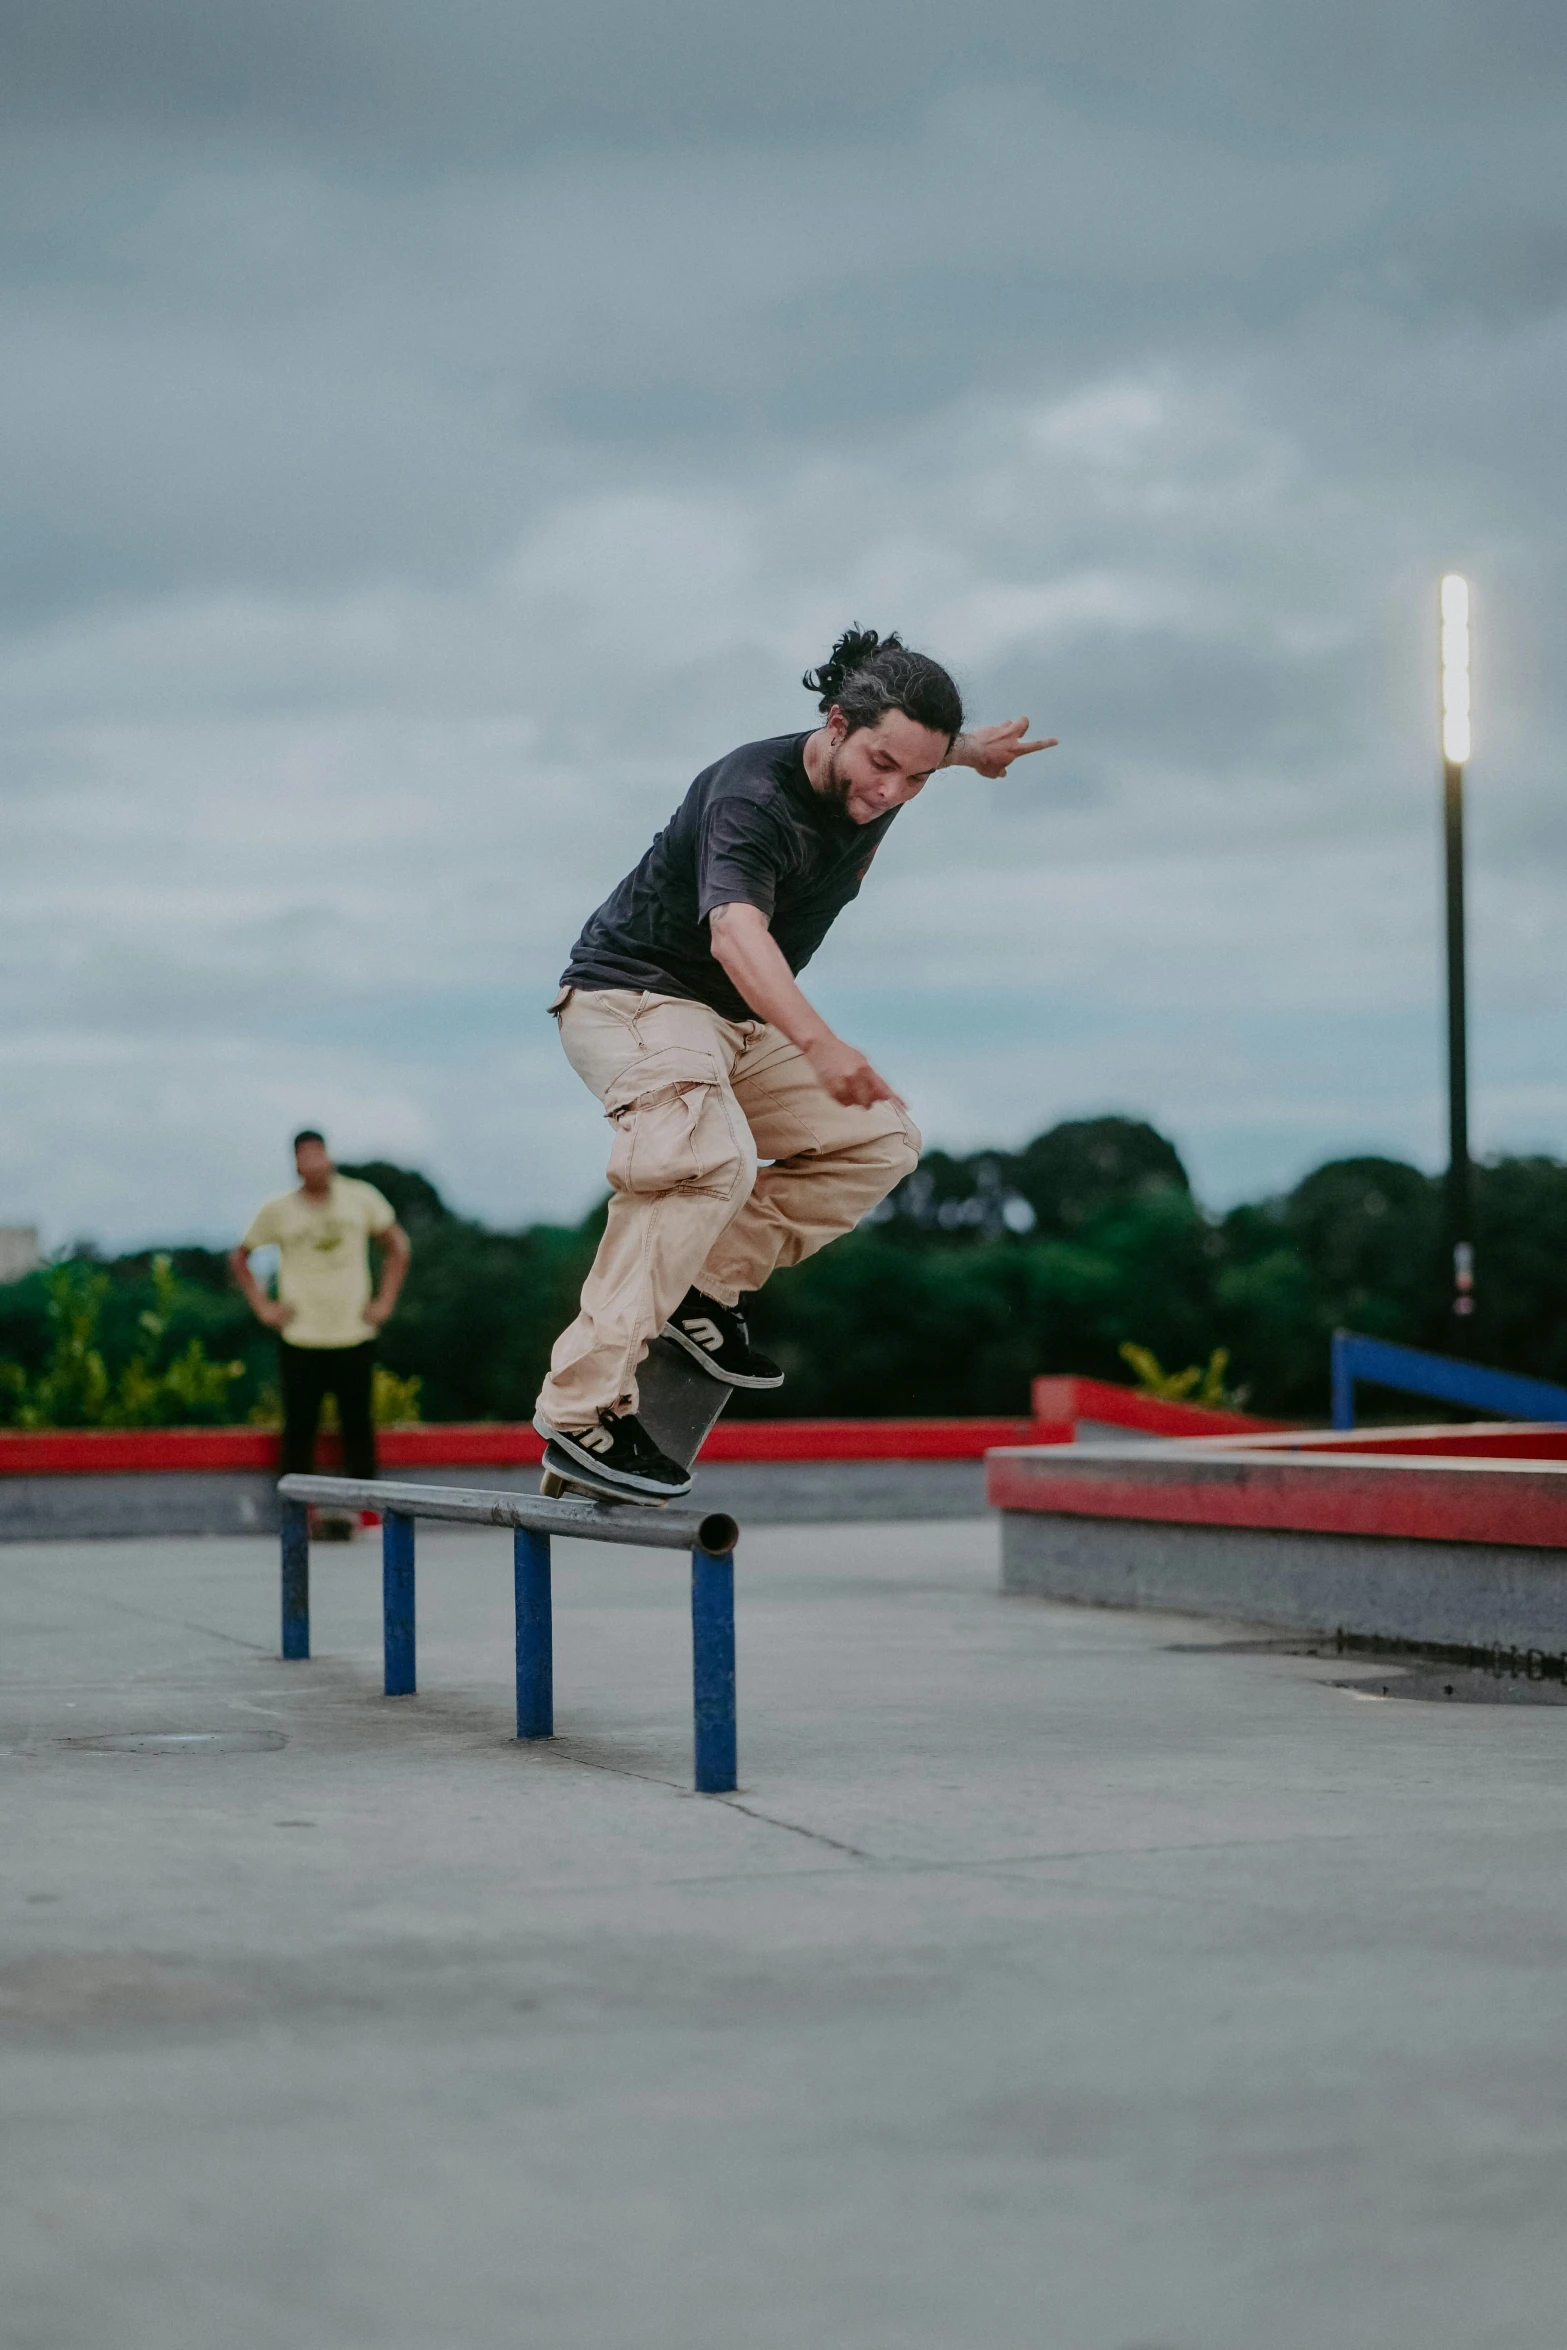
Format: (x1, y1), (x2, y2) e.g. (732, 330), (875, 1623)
(67, 1730), (287, 1754)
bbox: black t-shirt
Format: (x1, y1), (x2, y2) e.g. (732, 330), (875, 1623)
(561, 731), (897, 1022)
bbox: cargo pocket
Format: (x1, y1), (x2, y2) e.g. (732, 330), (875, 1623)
(603, 1049), (749, 1201)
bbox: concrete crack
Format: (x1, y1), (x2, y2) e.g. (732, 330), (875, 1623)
(713, 1798), (873, 1858)
(99, 1596), (273, 1653)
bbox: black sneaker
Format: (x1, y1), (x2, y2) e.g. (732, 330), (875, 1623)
(533, 1409), (693, 1500)
(662, 1288), (785, 1389)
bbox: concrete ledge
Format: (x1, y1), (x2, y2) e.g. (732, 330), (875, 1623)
(1000, 1510), (1567, 1653)
(0, 1471), (280, 1542)
(692, 1460), (985, 1523)
(987, 1440), (1567, 1548)
(0, 1459), (988, 1540)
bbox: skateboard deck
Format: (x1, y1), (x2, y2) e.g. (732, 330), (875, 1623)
(539, 1333), (732, 1507)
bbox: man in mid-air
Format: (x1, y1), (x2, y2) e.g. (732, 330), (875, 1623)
(535, 628), (1054, 1500)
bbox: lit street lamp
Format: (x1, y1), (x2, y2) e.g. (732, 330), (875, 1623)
(1440, 573), (1474, 1327)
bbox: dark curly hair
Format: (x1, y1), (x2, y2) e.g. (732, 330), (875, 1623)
(802, 627), (963, 744)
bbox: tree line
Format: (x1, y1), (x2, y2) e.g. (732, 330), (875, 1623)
(3, 1118), (1565, 1427)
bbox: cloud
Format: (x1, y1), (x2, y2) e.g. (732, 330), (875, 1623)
(7, 0), (1567, 160)
(1, 3), (1564, 1245)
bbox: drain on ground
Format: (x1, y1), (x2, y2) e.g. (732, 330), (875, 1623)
(1171, 1631), (1567, 1700)
(1335, 1668), (1567, 1707)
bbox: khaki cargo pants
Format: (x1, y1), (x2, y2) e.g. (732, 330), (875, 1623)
(537, 987), (921, 1428)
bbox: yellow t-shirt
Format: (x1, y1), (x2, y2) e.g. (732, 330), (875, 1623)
(241, 1176), (397, 1349)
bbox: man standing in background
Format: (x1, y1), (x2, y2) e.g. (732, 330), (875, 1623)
(230, 1131), (411, 1498)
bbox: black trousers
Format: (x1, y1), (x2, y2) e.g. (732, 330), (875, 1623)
(279, 1340), (378, 1481)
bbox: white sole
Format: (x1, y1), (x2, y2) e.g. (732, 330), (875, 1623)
(661, 1323), (785, 1389)
(534, 1422), (691, 1500)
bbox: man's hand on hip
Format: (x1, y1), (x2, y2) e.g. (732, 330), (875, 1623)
(805, 1035), (905, 1110)
(257, 1300), (296, 1332)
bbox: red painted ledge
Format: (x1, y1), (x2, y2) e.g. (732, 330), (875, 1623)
(0, 1416), (1072, 1478)
(986, 1443), (1567, 1551)
(1030, 1375), (1291, 1439)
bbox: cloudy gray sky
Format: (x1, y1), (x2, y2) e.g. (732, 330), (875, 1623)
(3, 0), (1564, 1247)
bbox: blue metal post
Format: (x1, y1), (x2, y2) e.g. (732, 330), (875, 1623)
(514, 1528), (553, 1739)
(1330, 1330), (1354, 1431)
(383, 1510), (416, 1696)
(281, 1499), (310, 1660)
(691, 1546), (736, 1794)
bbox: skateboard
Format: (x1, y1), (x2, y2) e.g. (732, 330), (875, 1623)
(539, 1332), (731, 1507)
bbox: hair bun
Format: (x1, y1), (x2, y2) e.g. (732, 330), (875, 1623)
(802, 626), (906, 710)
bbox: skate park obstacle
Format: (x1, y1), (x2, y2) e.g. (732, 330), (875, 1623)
(276, 1473), (740, 1793)
(1330, 1329), (1567, 1431)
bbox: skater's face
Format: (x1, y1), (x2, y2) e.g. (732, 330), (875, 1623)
(821, 707), (951, 825)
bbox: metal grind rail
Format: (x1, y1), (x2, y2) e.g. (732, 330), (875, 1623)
(277, 1474), (740, 1794)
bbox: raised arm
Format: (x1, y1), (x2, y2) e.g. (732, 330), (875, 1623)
(943, 717), (1058, 777)
(708, 903), (903, 1109)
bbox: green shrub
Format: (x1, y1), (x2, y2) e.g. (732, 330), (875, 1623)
(1, 1256), (244, 1429)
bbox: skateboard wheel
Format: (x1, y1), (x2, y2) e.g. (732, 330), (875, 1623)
(539, 1469), (566, 1498)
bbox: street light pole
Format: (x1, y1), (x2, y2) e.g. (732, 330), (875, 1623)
(1440, 573), (1474, 1329)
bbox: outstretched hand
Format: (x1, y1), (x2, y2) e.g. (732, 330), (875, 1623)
(956, 718), (1058, 779)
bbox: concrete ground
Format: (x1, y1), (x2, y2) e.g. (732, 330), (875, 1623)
(4, 1522), (1567, 2350)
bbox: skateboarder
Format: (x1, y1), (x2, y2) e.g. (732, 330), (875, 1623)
(535, 628), (1054, 1500)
